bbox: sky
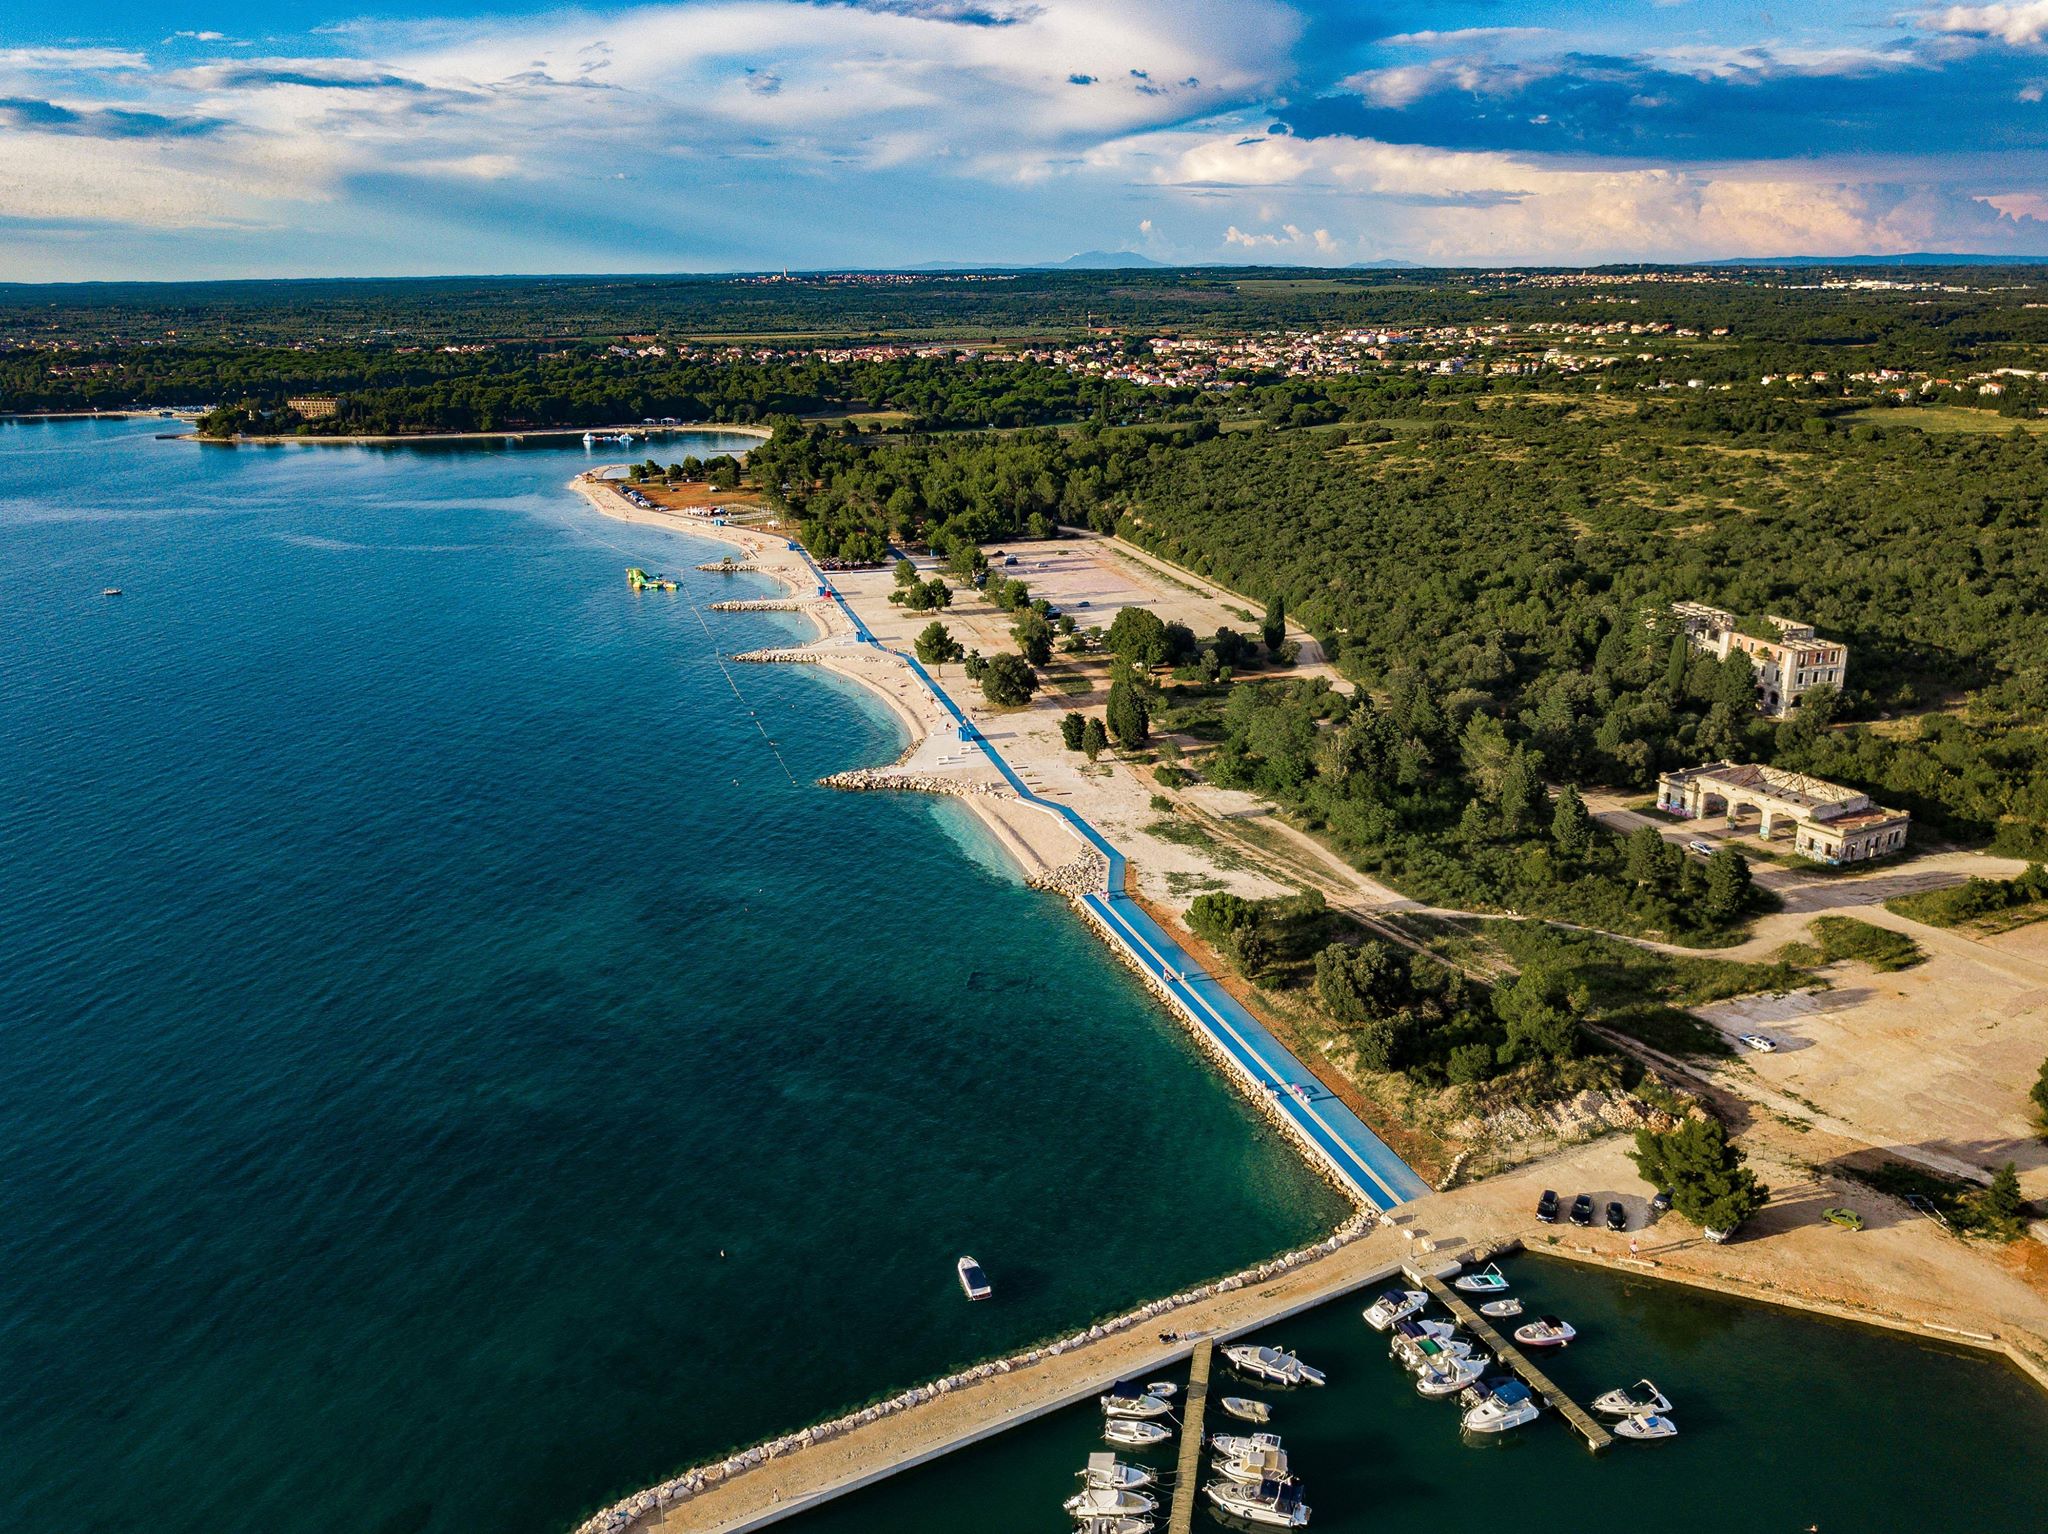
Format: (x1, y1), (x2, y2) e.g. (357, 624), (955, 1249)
(2, 1), (2047, 279)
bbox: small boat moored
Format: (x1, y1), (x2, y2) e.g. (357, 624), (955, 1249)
(1512, 1314), (1577, 1349)
(1219, 1396), (1271, 1424)
(1100, 1381), (1173, 1419)
(1223, 1344), (1326, 1387)
(957, 1255), (992, 1301)
(1452, 1262), (1511, 1294)
(1415, 1350), (1488, 1398)
(1614, 1412), (1679, 1441)
(1210, 1430), (1282, 1462)
(1361, 1289), (1429, 1331)
(1478, 1297), (1523, 1319)
(1077, 1452), (1154, 1492)
(1461, 1378), (1543, 1434)
(1142, 1381), (1178, 1399)
(1214, 1443), (1290, 1488)
(1063, 1486), (1157, 1519)
(1593, 1379), (1673, 1417)
(1203, 1475), (1311, 1528)
(1103, 1418), (1172, 1449)
(1072, 1518), (1151, 1534)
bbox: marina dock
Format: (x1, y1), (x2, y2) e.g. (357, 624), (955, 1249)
(1412, 1265), (1613, 1453)
(1165, 1339), (1212, 1534)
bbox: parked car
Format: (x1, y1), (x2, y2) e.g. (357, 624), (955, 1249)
(1737, 1032), (1779, 1053)
(1649, 1190), (1673, 1215)
(1569, 1194), (1595, 1227)
(1536, 1189), (1559, 1224)
(1687, 839), (1716, 857)
(1605, 1201), (1627, 1233)
(1823, 1207), (1866, 1231)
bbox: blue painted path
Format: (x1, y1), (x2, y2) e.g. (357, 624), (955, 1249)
(797, 552), (1428, 1210)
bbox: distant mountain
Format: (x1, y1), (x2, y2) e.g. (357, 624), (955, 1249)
(1346, 258), (1421, 269)
(1706, 253), (2048, 267)
(1038, 250), (1166, 270)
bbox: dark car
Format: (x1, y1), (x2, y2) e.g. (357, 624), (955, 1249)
(1536, 1189), (1559, 1223)
(1569, 1194), (1595, 1227)
(1649, 1190), (1674, 1215)
(1605, 1201), (1627, 1233)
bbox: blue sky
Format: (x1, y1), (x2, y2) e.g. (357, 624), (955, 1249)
(3, 1), (2046, 279)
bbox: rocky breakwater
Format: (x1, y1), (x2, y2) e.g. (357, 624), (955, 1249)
(566, 1208), (1381, 1534)
(695, 560), (759, 573)
(1026, 849), (1110, 898)
(710, 597), (820, 613)
(732, 648), (823, 664)
(818, 768), (1013, 799)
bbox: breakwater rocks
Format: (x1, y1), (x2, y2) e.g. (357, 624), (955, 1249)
(818, 769), (1013, 798)
(695, 561), (759, 573)
(732, 648), (823, 664)
(567, 1208), (1379, 1534)
(709, 598), (819, 612)
(1026, 849), (1110, 897)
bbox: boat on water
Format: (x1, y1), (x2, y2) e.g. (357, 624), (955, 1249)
(1204, 1476), (1310, 1528)
(1415, 1350), (1488, 1398)
(1452, 1262), (1511, 1294)
(1063, 1486), (1157, 1519)
(1077, 1453), (1154, 1492)
(1512, 1314), (1577, 1349)
(1402, 1335), (1488, 1380)
(1103, 1418), (1171, 1448)
(1478, 1298), (1523, 1319)
(1210, 1430), (1282, 1461)
(101, 587), (123, 597)
(1219, 1396), (1271, 1424)
(1614, 1412), (1679, 1441)
(1223, 1344), (1325, 1387)
(1594, 1379), (1673, 1417)
(1461, 1378), (1542, 1434)
(1100, 1381), (1174, 1419)
(1143, 1381), (1178, 1399)
(1214, 1444), (1290, 1488)
(1072, 1519), (1152, 1534)
(957, 1255), (992, 1301)
(1361, 1288), (1428, 1331)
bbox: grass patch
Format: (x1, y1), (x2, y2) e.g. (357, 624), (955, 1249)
(1885, 865), (2048, 931)
(1046, 673), (1093, 695)
(1142, 817), (1250, 869)
(1777, 916), (1926, 972)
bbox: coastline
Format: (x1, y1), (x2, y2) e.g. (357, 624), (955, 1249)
(184, 421), (775, 447)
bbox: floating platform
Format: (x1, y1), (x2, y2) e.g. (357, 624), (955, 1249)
(626, 567), (679, 591)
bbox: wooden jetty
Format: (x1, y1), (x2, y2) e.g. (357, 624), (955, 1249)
(1166, 1338), (1213, 1534)
(1412, 1266), (1613, 1453)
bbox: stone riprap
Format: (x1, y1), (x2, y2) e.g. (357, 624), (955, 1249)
(732, 648), (823, 664)
(818, 769), (1013, 798)
(1025, 850), (1111, 898)
(709, 598), (822, 612)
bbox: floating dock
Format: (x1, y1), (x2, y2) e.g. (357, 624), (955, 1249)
(626, 567), (679, 591)
(1411, 1264), (1613, 1453)
(1165, 1339), (1212, 1534)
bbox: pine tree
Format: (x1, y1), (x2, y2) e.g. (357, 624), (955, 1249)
(1106, 677), (1150, 748)
(1551, 784), (1594, 859)
(1081, 717), (1107, 761)
(1261, 592), (1286, 655)
(1059, 711), (1086, 750)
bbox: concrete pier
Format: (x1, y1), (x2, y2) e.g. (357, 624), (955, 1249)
(1166, 1339), (1213, 1534)
(1413, 1265), (1613, 1453)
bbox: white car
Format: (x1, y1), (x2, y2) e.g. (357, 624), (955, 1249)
(1737, 1032), (1778, 1053)
(1687, 839), (1716, 857)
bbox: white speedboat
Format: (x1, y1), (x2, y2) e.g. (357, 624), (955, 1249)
(1452, 1263), (1511, 1294)
(1403, 1336), (1487, 1381)
(1143, 1381), (1178, 1399)
(1204, 1476), (1310, 1528)
(1415, 1351), (1488, 1399)
(1064, 1486), (1157, 1519)
(1078, 1453), (1155, 1492)
(1362, 1289), (1429, 1331)
(1512, 1315), (1577, 1349)
(1073, 1519), (1152, 1534)
(1614, 1412), (1679, 1442)
(1461, 1379), (1542, 1434)
(1215, 1444), (1290, 1488)
(1100, 1381), (1173, 1419)
(1223, 1344), (1325, 1387)
(1594, 1379), (1673, 1417)
(1219, 1396), (1271, 1424)
(1478, 1298), (1523, 1320)
(1103, 1418), (1171, 1448)
(957, 1255), (991, 1301)
(1210, 1430), (1281, 1461)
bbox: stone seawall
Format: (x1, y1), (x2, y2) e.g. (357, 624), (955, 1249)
(710, 598), (821, 613)
(1024, 850), (1110, 898)
(566, 1209), (1379, 1534)
(732, 649), (823, 664)
(696, 561), (759, 573)
(818, 769), (1012, 798)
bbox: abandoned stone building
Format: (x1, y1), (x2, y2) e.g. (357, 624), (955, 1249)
(1672, 602), (1848, 716)
(1657, 761), (1909, 864)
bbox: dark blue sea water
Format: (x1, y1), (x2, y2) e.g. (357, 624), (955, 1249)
(0, 420), (1344, 1534)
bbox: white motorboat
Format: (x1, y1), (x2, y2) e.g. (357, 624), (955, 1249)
(1204, 1476), (1311, 1528)
(1361, 1288), (1429, 1330)
(1078, 1453), (1155, 1492)
(1512, 1315), (1577, 1349)
(1415, 1351), (1488, 1399)
(1223, 1344), (1325, 1387)
(1403, 1335), (1488, 1380)
(1215, 1444), (1290, 1488)
(1073, 1519), (1152, 1534)
(1461, 1379), (1542, 1434)
(1210, 1430), (1282, 1461)
(1103, 1418), (1171, 1448)
(1478, 1298), (1524, 1319)
(1100, 1381), (1173, 1419)
(1452, 1262), (1511, 1294)
(1143, 1381), (1178, 1399)
(1063, 1486), (1157, 1519)
(1219, 1396), (1271, 1424)
(1613, 1412), (1679, 1442)
(957, 1255), (992, 1301)
(581, 432), (597, 446)
(1593, 1379), (1673, 1417)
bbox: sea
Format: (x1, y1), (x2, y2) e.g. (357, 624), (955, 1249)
(0, 419), (1346, 1534)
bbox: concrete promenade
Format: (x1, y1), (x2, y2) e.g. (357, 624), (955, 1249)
(803, 552), (1429, 1210)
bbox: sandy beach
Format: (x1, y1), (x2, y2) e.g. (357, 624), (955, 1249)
(190, 422), (775, 447)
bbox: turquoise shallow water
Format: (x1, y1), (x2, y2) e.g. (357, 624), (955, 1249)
(799, 1252), (2048, 1533)
(0, 421), (1345, 1534)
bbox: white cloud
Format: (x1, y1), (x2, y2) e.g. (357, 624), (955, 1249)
(1377, 28), (1549, 48)
(1224, 222), (1337, 252)
(0, 47), (146, 73)
(1924, 3), (2048, 46)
